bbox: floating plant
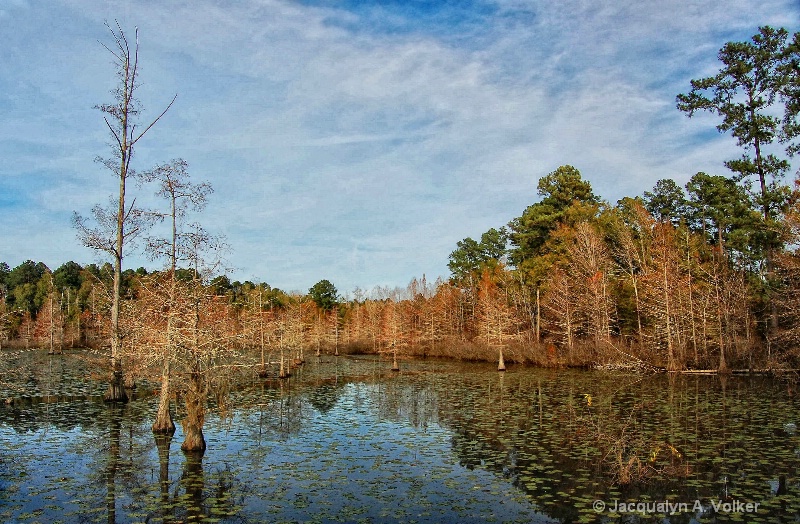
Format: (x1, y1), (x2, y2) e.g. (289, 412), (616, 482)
(0, 351), (798, 522)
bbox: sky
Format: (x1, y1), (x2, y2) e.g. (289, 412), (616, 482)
(1, 0), (799, 296)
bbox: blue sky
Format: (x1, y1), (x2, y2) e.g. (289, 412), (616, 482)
(1, 0), (798, 295)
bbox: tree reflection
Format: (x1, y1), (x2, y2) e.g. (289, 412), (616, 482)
(105, 405), (122, 524)
(180, 451), (205, 522)
(154, 433), (174, 523)
(2, 355), (799, 523)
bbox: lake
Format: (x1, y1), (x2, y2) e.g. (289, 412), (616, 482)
(0, 350), (798, 523)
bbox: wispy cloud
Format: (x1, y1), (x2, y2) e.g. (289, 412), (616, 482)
(1, 0), (798, 292)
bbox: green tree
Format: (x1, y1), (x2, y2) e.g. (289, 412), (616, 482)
(309, 280), (338, 311)
(0, 262), (9, 297)
(508, 165), (599, 270)
(782, 32), (800, 155)
(6, 260), (47, 290)
(53, 261), (84, 291)
(12, 283), (42, 319)
(685, 172), (761, 259)
(643, 179), (688, 225)
(6, 260), (48, 315)
(448, 227), (507, 283)
(677, 26), (798, 221)
(211, 275), (232, 295)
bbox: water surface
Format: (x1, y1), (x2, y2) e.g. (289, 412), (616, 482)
(0, 351), (798, 523)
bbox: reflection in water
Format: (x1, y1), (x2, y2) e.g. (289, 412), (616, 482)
(181, 451), (204, 522)
(154, 434), (173, 523)
(106, 405), (122, 524)
(0, 355), (799, 522)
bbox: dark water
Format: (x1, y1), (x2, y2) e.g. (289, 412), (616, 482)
(0, 351), (798, 523)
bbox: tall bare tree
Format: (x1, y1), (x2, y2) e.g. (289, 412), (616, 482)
(570, 221), (615, 350)
(74, 21), (176, 402)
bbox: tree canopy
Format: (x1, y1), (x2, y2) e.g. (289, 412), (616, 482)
(508, 165), (599, 270)
(447, 227), (507, 283)
(309, 279), (338, 311)
(677, 25), (799, 221)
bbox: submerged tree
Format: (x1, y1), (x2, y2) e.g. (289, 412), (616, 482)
(143, 159), (212, 434)
(175, 225), (230, 453)
(475, 268), (513, 370)
(74, 21), (176, 402)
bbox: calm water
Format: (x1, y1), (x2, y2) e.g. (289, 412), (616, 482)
(0, 351), (798, 523)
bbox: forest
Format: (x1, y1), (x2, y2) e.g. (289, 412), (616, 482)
(3, 25), (800, 453)
(6, 159), (800, 375)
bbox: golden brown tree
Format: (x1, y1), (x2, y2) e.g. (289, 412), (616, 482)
(143, 159), (212, 434)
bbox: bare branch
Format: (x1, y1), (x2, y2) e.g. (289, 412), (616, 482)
(131, 93), (177, 147)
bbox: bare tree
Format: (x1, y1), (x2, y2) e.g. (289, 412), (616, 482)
(610, 203), (652, 344)
(542, 267), (576, 357)
(143, 159), (212, 434)
(475, 268), (514, 370)
(379, 299), (404, 371)
(74, 21), (176, 402)
(570, 222), (615, 350)
(639, 222), (687, 371)
(175, 224), (230, 453)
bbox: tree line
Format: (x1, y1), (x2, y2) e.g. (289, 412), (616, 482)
(4, 25), (800, 372)
(4, 155), (800, 371)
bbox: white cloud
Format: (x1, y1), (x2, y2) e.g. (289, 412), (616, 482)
(1, 0), (798, 291)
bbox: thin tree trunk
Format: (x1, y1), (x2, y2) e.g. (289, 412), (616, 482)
(686, 239), (698, 365)
(716, 279), (729, 374)
(105, 66), (130, 403)
(664, 259), (677, 371)
(152, 357), (175, 434)
(49, 285), (55, 355)
(536, 288), (540, 343)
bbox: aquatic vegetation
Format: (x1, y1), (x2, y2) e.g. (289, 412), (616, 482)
(0, 352), (798, 522)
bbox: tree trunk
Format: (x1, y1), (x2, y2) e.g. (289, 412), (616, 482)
(663, 258), (678, 372)
(181, 372), (206, 454)
(105, 250), (128, 402)
(535, 287), (541, 343)
(152, 359), (175, 434)
(105, 367), (128, 403)
(48, 284), (55, 355)
(279, 350), (288, 378)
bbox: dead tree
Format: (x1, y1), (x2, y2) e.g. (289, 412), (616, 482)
(74, 21), (176, 402)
